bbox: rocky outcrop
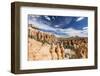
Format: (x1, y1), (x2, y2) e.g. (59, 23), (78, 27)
(28, 25), (65, 60)
(28, 25), (88, 60)
(28, 38), (65, 61)
(28, 24), (57, 44)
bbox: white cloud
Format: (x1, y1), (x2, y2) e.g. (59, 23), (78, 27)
(28, 15), (40, 23)
(76, 17), (84, 22)
(58, 28), (88, 37)
(29, 19), (55, 31)
(44, 16), (51, 21)
(83, 27), (88, 30)
(54, 25), (60, 28)
(29, 18), (88, 38)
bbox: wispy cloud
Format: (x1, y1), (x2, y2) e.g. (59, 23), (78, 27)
(58, 27), (88, 37)
(28, 15), (88, 38)
(54, 25), (60, 28)
(76, 17), (84, 22)
(29, 18), (56, 31)
(44, 16), (51, 21)
(82, 27), (88, 30)
(29, 19), (88, 37)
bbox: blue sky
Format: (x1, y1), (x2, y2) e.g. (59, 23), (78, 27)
(28, 15), (88, 38)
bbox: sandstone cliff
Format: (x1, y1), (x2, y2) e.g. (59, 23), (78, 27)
(28, 24), (88, 60)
